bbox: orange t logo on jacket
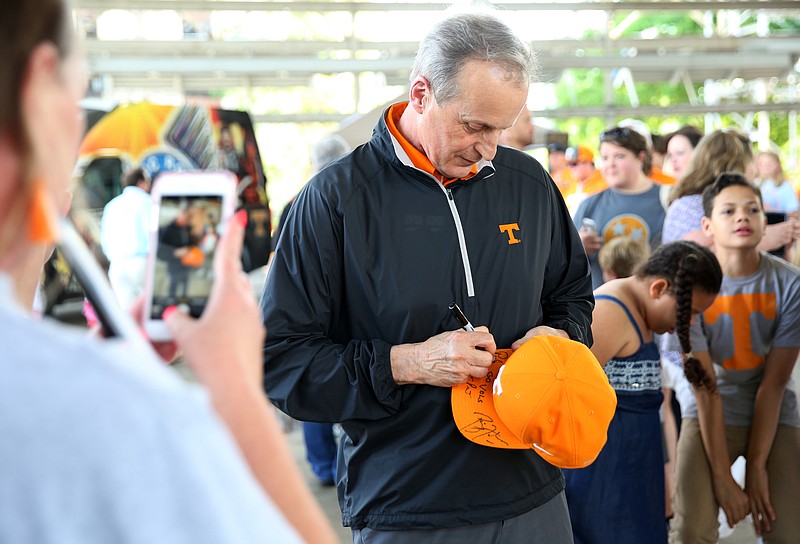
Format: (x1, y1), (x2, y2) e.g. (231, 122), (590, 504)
(499, 223), (521, 245)
(704, 293), (776, 370)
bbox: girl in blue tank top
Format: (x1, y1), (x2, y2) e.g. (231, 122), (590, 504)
(564, 241), (722, 544)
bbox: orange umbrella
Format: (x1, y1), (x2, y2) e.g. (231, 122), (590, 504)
(78, 103), (175, 161)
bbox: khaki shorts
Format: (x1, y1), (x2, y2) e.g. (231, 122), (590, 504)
(669, 418), (800, 544)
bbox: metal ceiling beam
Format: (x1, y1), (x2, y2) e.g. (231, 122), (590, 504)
(86, 51), (794, 76)
(87, 56), (413, 74)
(253, 113), (351, 123)
(104, 75), (410, 90)
(81, 34), (800, 57)
(531, 101), (800, 120)
(239, 99), (800, 124)
(87, 82), (800, 122)
(74, 1), (800, 12)
(74, 0), (800, 126)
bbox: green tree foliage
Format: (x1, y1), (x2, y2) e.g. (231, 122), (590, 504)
(551, 10), (796, 155)
(612, 12), (701, 37)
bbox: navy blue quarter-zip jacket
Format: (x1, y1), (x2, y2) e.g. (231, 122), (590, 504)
(261, 108), (594, 530)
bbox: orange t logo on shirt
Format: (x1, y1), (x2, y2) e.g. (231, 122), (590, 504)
(704, 293), (777, 370)
(499, 223), (521, 245)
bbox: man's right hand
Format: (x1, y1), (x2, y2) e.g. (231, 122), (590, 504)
(390, 326), (496, 387)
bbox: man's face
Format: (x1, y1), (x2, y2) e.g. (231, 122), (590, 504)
(175, 210), (188, 226)
(139, 177), (152, 194)
(569, 160), (593, 183)
(415, 60), (528, 179)
(549, 151), (566, 173)
(500, 107), (534, 149)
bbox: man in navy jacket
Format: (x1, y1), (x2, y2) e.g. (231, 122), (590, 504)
(261, 10), (593, 543)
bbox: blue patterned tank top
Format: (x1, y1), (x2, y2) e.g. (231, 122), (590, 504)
(596, 294), (662, 393)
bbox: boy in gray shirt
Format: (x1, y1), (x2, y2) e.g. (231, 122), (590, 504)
(669, 174), (800, 543)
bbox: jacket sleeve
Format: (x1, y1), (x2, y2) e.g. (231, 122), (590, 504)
(260, 179), (403, 423)
(540, 175), (595, 347)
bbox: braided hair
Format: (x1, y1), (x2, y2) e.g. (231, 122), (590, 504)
(635, 241), (722, 392)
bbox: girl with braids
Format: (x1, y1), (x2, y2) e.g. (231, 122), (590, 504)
(669, 174), (800, 543)
(564, 241), (721, 544)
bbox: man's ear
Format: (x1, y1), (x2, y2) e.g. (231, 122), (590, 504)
(408, 76), (432, 114)
(649, 277), (669, 299)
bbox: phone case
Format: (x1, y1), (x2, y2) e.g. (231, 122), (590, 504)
(143, 171), (237, 341)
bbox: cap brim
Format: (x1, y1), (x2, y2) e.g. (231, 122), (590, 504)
(451, 349), (531, 449)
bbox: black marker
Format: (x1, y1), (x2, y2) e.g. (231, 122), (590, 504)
(449, 302), (475, 332)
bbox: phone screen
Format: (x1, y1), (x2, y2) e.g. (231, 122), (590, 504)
(150, 194), (223, 319)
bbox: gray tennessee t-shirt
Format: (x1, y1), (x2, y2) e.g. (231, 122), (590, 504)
(573, 184), (666, 289)
(683, 253), (800, 427)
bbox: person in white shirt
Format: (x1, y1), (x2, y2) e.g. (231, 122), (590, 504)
(100, 166), (152, 309)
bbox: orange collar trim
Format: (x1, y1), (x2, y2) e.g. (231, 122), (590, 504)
(385, 102), (478, 186)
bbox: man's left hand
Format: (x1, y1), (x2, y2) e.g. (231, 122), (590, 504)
(511, 326), (569, 351)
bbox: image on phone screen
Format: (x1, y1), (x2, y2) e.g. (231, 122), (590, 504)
(151, 194), (223, 319)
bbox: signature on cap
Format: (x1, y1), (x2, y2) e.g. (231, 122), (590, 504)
(458, 411), (511, 447)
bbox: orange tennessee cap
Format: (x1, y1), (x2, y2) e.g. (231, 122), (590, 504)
(451, 336), (617, 469)
(565, 145), (594, 164)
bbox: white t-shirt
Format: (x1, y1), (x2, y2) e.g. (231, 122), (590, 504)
(759, 179), (800, 214)
(0, 275), (301, 544)
(100, 186), (152, 261)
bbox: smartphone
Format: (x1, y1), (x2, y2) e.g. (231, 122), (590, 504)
(580, 218), (597, 233)
(143, 171), (237, 341)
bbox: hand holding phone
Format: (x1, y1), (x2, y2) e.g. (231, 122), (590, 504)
(765, 211), (790, 258)
(143, 171), (237, 341)
(578, 217), (602, 255)
(579, 218), (597, 233)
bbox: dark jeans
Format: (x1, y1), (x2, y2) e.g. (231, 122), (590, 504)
(302, 421), (337, 484)
(168, 267), (189, 299)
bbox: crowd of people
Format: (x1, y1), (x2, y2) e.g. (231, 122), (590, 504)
(5, 2), (800, 543)
(539, 87), (800, 544)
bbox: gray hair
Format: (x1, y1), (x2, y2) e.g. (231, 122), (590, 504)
(410, 11), (537, 105)
(311, 134), (350, 172)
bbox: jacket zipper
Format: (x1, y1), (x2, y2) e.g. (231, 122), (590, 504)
(442, 186), (475, 297)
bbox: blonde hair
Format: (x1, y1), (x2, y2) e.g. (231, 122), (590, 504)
(756, 151), (787, 187)
(598, 236), (651, 279)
